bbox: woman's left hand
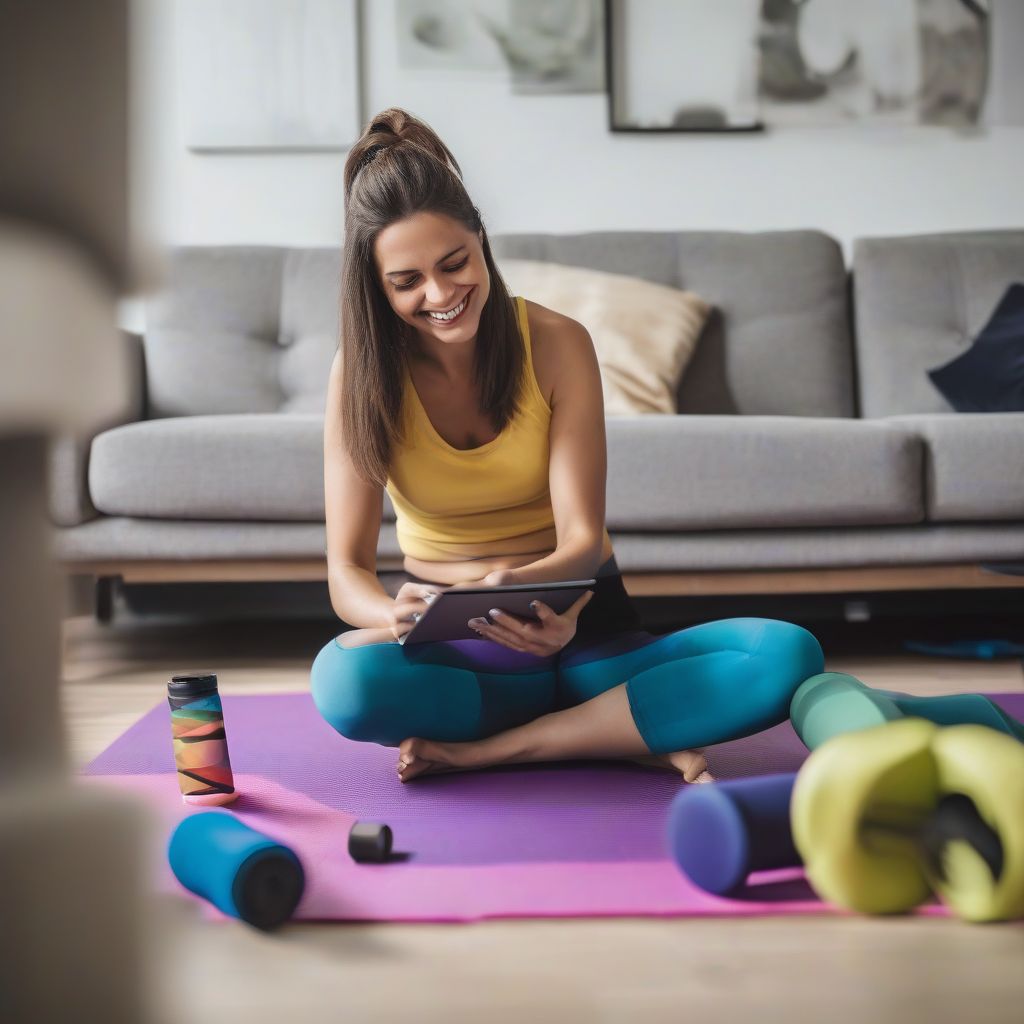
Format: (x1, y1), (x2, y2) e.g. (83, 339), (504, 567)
(468, 589), (594, 656)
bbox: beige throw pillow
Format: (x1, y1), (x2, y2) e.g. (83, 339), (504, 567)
(497, 259), (711, 415)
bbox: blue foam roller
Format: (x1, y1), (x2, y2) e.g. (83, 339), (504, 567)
(168, 811), (304, 929)
(666, 773), (800, 896)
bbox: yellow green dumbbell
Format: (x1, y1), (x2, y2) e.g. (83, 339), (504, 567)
(791, 719), (1024, 922)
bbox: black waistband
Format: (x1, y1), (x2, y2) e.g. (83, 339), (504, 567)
(573, 566), (643, 644)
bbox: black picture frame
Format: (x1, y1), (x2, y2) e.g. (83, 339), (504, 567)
(604, 0), (766, 134)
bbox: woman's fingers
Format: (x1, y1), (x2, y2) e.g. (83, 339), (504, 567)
(393, 598), (429, 624)
(394, 582), (446, 606)
(461, 588), (596, 654)
(471, 613), (560, 655)
(469, 615), (538, 651)
(529, 600), (555, 623)
(531, 591), (593, 624)
(473, 624), (530, 652)
(470, 614), (521, 641)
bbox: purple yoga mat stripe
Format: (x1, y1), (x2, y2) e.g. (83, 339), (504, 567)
(80, 692), (1024, 923)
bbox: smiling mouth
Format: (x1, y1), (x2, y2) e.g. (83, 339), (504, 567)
(421, 288), (472, 324)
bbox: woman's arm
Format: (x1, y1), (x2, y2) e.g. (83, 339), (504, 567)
(324, 350), (419, 629)
(488, 316), (607, 586)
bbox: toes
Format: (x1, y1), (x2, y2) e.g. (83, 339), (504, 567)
(397, 738), (422, 768)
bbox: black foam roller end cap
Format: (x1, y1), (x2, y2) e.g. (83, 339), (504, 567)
(233, 852), (305, 930)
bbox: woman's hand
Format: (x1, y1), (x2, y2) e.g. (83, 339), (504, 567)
(468, 590), (594, 656)
(387, 581), (447, 641)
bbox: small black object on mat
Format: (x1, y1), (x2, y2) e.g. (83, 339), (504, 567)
(349, 822), (393, 863)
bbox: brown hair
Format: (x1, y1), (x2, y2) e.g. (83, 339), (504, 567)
(339, 108), (522, 484)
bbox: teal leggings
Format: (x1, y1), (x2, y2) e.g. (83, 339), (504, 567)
(310, 618), (825, 755)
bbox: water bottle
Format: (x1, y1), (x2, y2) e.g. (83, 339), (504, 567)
(167, 671), (238, 805)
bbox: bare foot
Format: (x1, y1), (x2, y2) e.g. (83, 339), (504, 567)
(395, 739), (713, 784)
(629, 748), (713, 783)
(396, 737), (477, 783)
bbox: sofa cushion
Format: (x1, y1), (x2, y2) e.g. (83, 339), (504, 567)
(496, 260), (710, 414)
(927, 283), (1024, 413)
(605, 417), (923, 530)
(89, 414), (396, 522)
(610, 523), (1024, 572)
(888, 413), (1024, 522)
(89, 413), (924, 533)
(493, 230), (854, 417)
(853, 231), (1024, 417)
(144, 248), (340, 417)
(55, 517), (403, 565)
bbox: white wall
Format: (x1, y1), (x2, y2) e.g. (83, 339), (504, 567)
(134, 0), (1024, 264)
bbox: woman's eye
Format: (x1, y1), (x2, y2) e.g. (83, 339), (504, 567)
(394, 258), (469, 291)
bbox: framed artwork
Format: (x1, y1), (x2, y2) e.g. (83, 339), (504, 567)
(396, 0), (507, 72)
(606, 0), (765, 133)
(180, 0), (361, 152)
(396, 0), (605, 95)
(757, 0), (990, 128)
(606, 0), (995, 133)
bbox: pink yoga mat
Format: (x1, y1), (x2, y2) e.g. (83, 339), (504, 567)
(81, 692), (1024, 923)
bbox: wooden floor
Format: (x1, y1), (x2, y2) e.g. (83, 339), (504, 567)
(62, 613), (1024, 1024)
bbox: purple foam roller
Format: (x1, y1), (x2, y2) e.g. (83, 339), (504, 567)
(666, 773), (800, 896)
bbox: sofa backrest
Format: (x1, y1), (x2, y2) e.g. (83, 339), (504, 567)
(853, 230), (1024, 417)
(144, 229), (854, 419)
(144, 247), (343, 418)
(493, 230), (854, 417)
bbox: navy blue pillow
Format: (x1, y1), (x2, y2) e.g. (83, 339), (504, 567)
(927, 282), (1024, 413)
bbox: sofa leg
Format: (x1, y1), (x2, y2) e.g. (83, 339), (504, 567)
(95, 576), (118, 625)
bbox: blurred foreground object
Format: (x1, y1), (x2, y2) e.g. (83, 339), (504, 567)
(793, 720), (1024, 922)
(0, 2), (154, 1021)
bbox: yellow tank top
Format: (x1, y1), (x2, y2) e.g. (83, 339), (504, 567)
(385, 295), (559, 561)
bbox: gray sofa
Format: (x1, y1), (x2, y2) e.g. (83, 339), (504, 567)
(51, 229), (1024, 607)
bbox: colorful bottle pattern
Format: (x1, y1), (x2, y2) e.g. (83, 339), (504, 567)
(167, 672), (238, 806)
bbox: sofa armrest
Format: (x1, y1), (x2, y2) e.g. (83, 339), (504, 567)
(49, 329), (146, 527)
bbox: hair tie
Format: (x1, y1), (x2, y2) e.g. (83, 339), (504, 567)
(347, 143), (390, 200)
(355, 143), (388, 177)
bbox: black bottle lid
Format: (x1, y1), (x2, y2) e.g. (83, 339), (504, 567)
(168, 672), (219, 698)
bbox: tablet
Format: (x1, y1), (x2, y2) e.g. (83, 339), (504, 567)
(399, 579), (597, 646)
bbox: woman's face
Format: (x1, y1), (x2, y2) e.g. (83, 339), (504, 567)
(374, 210), (490, 347)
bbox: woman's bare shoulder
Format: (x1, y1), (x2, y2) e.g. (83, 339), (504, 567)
(521, 298), (595, 403)
(522, 296), (578, 337)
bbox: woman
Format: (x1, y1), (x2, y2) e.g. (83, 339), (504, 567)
(310, 109), (825, 783)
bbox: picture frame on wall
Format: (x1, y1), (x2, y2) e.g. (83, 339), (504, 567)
(180, 0), (361, 152)
(607, 0), (1000, 134)
(605, 0), (765, 133)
